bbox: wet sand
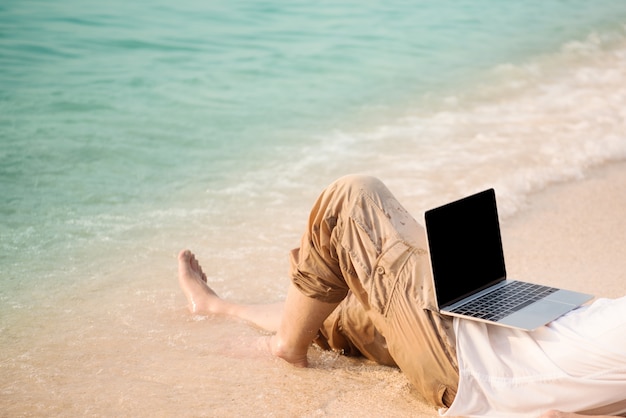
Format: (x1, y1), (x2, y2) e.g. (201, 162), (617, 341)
(2, 162), (625, 417)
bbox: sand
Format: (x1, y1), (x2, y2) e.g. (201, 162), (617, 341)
(503, 161), (626, 300)
(2, 162), (625, 417)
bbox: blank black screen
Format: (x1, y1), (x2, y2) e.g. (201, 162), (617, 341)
(425, 189), (506, 307)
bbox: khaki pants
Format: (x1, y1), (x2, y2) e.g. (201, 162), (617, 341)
(290, 175), (459, 407)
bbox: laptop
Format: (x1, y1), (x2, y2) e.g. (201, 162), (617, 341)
(424, 188), (593, 331)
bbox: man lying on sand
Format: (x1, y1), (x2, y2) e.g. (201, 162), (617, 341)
(178, 175), (626, 417)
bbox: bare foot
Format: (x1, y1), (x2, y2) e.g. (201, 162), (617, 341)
(177, 250), (309, 368)
(177, 250), (222, 314)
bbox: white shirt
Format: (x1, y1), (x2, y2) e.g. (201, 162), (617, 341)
(440, 297), (626, 417)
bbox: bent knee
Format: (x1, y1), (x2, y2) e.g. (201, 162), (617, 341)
(331, 174), (386, 194)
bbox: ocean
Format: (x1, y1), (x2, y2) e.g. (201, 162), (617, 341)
(2, 0), (626, 415)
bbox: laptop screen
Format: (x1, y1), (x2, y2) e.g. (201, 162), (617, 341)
(425, 188), (507, 307)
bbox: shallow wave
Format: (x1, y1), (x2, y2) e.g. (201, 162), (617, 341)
(258, 29), (626, 219)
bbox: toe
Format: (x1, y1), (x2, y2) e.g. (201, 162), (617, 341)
(178, 249), (192, 262)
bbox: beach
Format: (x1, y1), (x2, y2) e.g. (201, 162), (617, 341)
(2, 0), (626, 415)
(1, 162), (624, 417)
(503, 161), (626, 301)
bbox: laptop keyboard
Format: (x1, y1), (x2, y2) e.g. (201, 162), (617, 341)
(450, 281), (558, 322)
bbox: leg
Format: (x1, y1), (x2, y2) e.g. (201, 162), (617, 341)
(316, 291), (397, 366)
(179, 175), (456, 406)
(178, 250), (284, 332)
(270, 282), (340, 367)
(178, 249), (339, 367)
(288, 175), (458, 407)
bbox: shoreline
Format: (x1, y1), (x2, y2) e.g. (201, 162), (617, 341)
(2, 2), (626, 415)
(2, 160), (625, 417)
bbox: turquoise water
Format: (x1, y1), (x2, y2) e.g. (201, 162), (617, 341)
(2, 0), (626, 414)
(2, 0), (626, 301)
(2, 1), (626, 316)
